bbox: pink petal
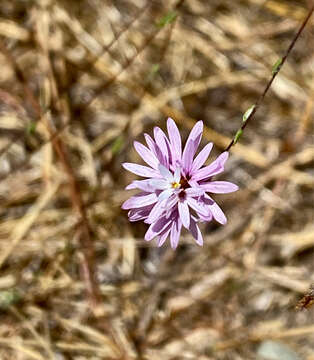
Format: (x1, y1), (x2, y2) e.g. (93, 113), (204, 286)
(182, 121), (203, 173)
(206, 195), (227, 225)
(181, 139), (195, 175)
(158, 164), (173, 181)
(122, 162), (160, 178)
(159, 189), (173, 201)
(122, 193), (157, 210)
(200, 181), (239, 193)
(167, 118), (182, 163)
(192, 152), (229, 181)
(186, 197), (210, 217)
(134, 141), (159, 169)
(178, 201), (190, 229)
(149, 179), (169, 190)
(154, 127), (169, 166)
(170, 218), (182, 249)
(144, 133), (165, 164)
(128, 206), (153, 222)
(164, 195), (179, 214)
(145, 216), (172, 241)
(125, 182), (136, 190)
(157, 228), (171, 247)
(191, 142), (213, 172)
(188, 179), (200, 188)
(185, 188), (205, 197)
(198, 212), (213, 222)
(173, 167), (181, 183)
(189, 218), (203, 246)
(144, 134), (157, 156)
(146, 199), (167, 224)
(126, 179), (154, 192)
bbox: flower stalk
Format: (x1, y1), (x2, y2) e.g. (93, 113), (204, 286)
(226, 5), (314, 152)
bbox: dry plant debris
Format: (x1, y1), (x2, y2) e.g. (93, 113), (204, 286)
(0, 0), (313, 359)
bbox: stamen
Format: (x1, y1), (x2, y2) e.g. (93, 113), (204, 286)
(171, 182), (181, 189)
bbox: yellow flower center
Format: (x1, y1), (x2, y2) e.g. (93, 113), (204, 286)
(171, 182), (181, 189)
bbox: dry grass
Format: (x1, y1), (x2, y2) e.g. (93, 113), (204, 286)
(0, 0), (313, 359)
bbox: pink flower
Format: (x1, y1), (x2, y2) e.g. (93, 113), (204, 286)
(122, 118), (238, 249)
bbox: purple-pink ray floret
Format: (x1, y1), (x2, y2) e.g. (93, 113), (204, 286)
(122, 118), (238, 249)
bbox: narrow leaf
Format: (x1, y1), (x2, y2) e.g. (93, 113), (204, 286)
(234, 129), (243, 144)
(272, 58), (283, 75)
(242, 105), (255, 123)
(157, 11), (177, 28)
(26, 121), (37, 135)
(151, 64), (160, 74)
(111, 135), (124, 154)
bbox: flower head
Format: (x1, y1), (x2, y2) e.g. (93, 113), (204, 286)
(122, 118), (238, 249)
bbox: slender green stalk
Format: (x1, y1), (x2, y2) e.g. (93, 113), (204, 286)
(225, 5), (314, 152)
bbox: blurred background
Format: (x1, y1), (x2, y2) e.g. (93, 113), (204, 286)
(0, 0), (313, 359)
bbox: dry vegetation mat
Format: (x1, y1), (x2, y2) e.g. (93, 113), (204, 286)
(0, 0), (313, 359)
